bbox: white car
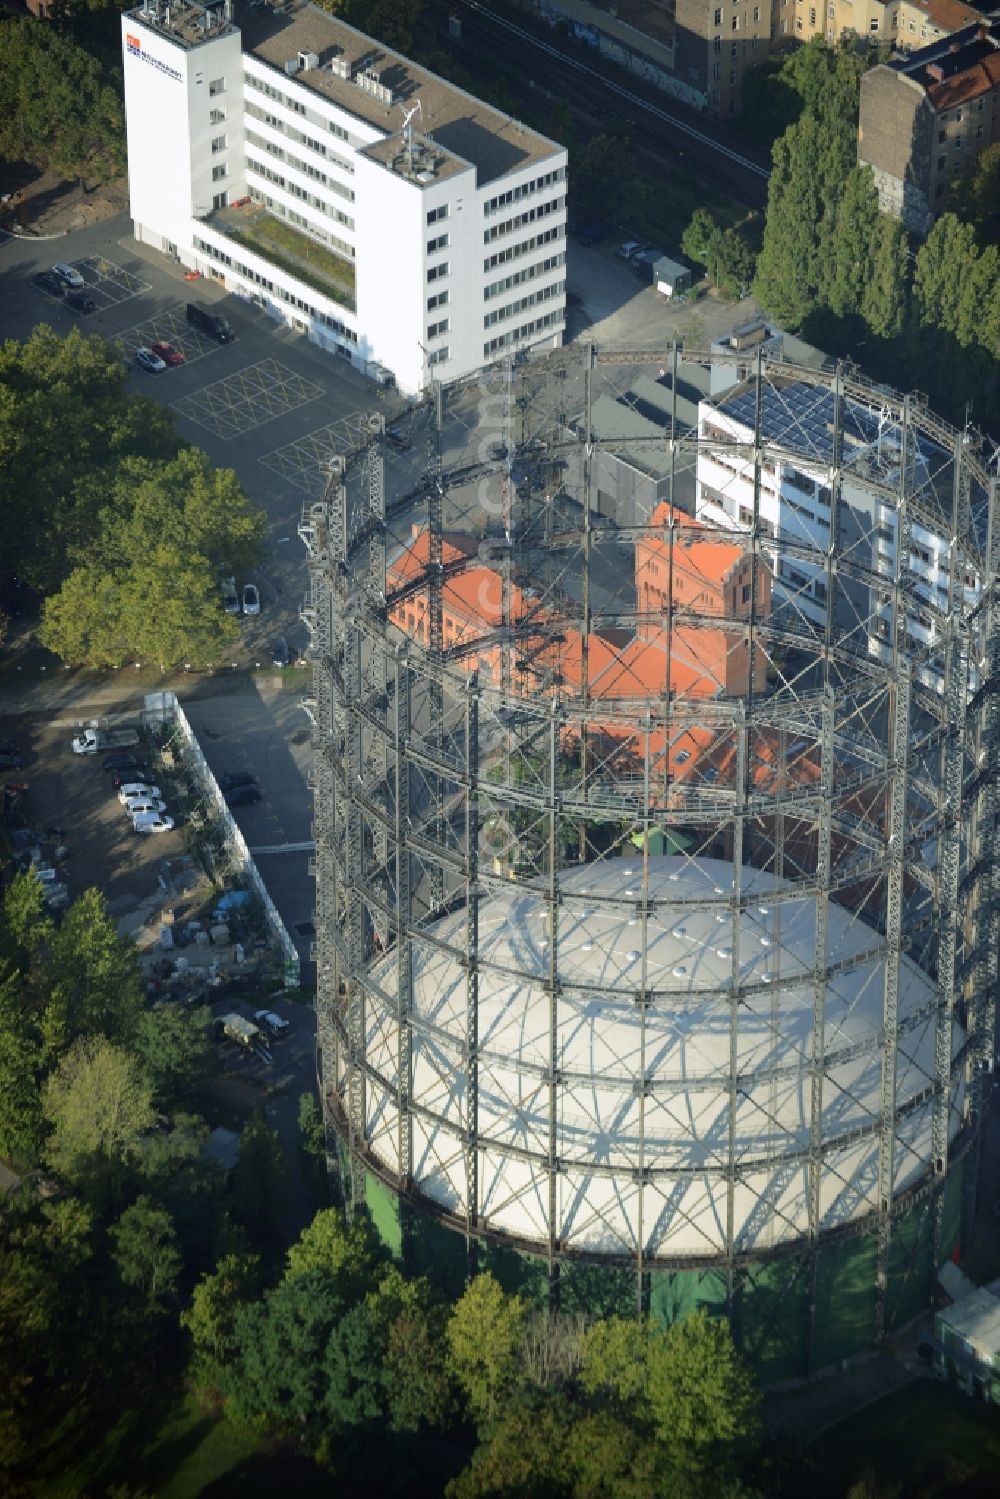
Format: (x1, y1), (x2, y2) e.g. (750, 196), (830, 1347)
(618, 240), (645, 259)
(254, 1008), (290, 1037)
(52, 261), (85, 289)
(133, 811), (176, 834)
(242, 583), (261, 616)
(135, 347), (167, 374)
(125, 796), (167, 817)
(118, 783), (161, 805)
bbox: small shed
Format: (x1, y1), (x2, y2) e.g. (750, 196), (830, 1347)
(652, 255), (692, 300)
(934, 1285), (1000, 1402)
(201, 1126), (241, 1176)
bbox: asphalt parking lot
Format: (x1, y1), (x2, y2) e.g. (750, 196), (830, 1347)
(0, 710), (184, 914)
(0, 214), (388, 650)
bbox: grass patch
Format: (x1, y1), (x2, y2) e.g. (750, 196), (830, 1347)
(810, 1379), (1000, 1495)
(32, 1388), (333, 1499)
(230, 213), (355, 310)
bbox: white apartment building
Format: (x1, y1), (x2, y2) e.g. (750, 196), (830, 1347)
(694, 376), (982, 690)
(121, 0), (568, 392)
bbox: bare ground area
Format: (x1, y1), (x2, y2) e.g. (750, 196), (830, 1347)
(0, 161), (128, 239)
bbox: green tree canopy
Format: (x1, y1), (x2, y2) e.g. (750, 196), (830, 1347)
(0, 17), (124, 185)
(445, 1273), (526, 1426)
(226, 1267), (347, 1433)
(182, 1252), (262, 1386)
(285, 1206), (385, 1302)
(231, 1113), (289, 1246)
(40, 888), (143, 1061)
(134, 1003), (214, 1112)
(111, 1196), (182, 1318)
(42, 1036), (155, 1195)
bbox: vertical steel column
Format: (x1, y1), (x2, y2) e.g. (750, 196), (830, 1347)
(874, 656), (910, 1342)
(636, 714), (652, 1316)
(806, 370), (842, 1371)
(546, 699), (561, 1301)
(428, 388), (445, 915)
(578, 344), (594, 862)
(726, 707), (748, 1315)
(368, 416), (389, 948)
(464, 673), (481, 1248)
(394, 644), (414, 1188)
(965, 476), (1000, 1248)
(501, 358), (514, 700)
(806, 687), (834, 1371)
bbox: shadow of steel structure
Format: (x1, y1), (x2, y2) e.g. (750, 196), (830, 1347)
(300, 343), (1000, 1379)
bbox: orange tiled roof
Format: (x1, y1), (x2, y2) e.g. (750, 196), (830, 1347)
(643, 501), (749, 590)
(927, 51), (1000, 109)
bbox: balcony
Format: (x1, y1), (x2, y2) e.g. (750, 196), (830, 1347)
(209, 201), (355, 312)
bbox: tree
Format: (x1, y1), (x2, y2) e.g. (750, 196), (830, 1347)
(861, 216), (907, 341)
(37, 569), (128, 671)
(227, 1268), (346, 1433)
(571, 134), (635, 225)
(682, 208), (721, 269)
(182, 1252), (262, 1387)
(39, 889), (143, 1062)
(134, 1003), (214, 1111)
(297, 1091), (328, 1203)
(644, 1311), (759, 1473)
(826, 167), (880, 324)
(0, 969), (44, 1164)
(42, 1036), (155, 1196)
(231, 1113), (288, 1244)
(111, 1196), (182, 1318)
(366, 1265), (452, 1432)
(0, 19), (125, 186)
(445, 1273), (526, 1425)
(578, 1315), (648, 1416)
(285, 1206), (384, 1302)
(446, 1389), (573, 1499)
(949, 142), (1000, 246)
(582, 1312), (759, 1483)
(323, 1301), (385, 1431)
(753, 41), (871, 329)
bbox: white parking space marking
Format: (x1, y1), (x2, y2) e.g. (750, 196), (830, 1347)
(114, 304), (219, 364)
(172, 359), (323, 439)
(258, 419), (366, 492)
(75, 255), (152, 309)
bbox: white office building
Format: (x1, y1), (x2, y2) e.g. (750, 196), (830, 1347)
(121, 0), (567, 392)
(694, 375), (983, 690)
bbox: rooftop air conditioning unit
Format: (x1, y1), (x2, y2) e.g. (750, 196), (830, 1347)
(329, 54), (350, 78)
(284, 56), (301, 75)
(299, 49), (319, 70)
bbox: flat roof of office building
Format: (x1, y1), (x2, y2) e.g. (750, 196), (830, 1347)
(238, 0), (561, 184)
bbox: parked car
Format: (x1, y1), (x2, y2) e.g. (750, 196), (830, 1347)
(254, 1008), (290, 1038)
(221, 577), (239, 615)
(103, 752), (147, 773)
(135, 347), (167, 374)
(52, 262), (85, 289)
(133, 811), (175, 834)
(618, 240), (645, 259)
(112, 765), (151, 788)
(66, 290), (97, 314)
(219, 771), (257, 792)
(385, 425), (411, 452)
(242, 583), (261, 616)
(118, 783), (162, 805)
(186, 302), (234, 343)
(124, 796), (167, 817)
(224, 784), (262, 807)
(32, 272), (64, 297)
(271, 636), (289, 668)
(150, 340), (184, 366)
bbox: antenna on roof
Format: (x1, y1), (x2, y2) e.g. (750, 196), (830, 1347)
(399, 98), (422, 173)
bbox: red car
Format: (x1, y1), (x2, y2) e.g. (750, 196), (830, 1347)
(150, 340), (185, 366)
